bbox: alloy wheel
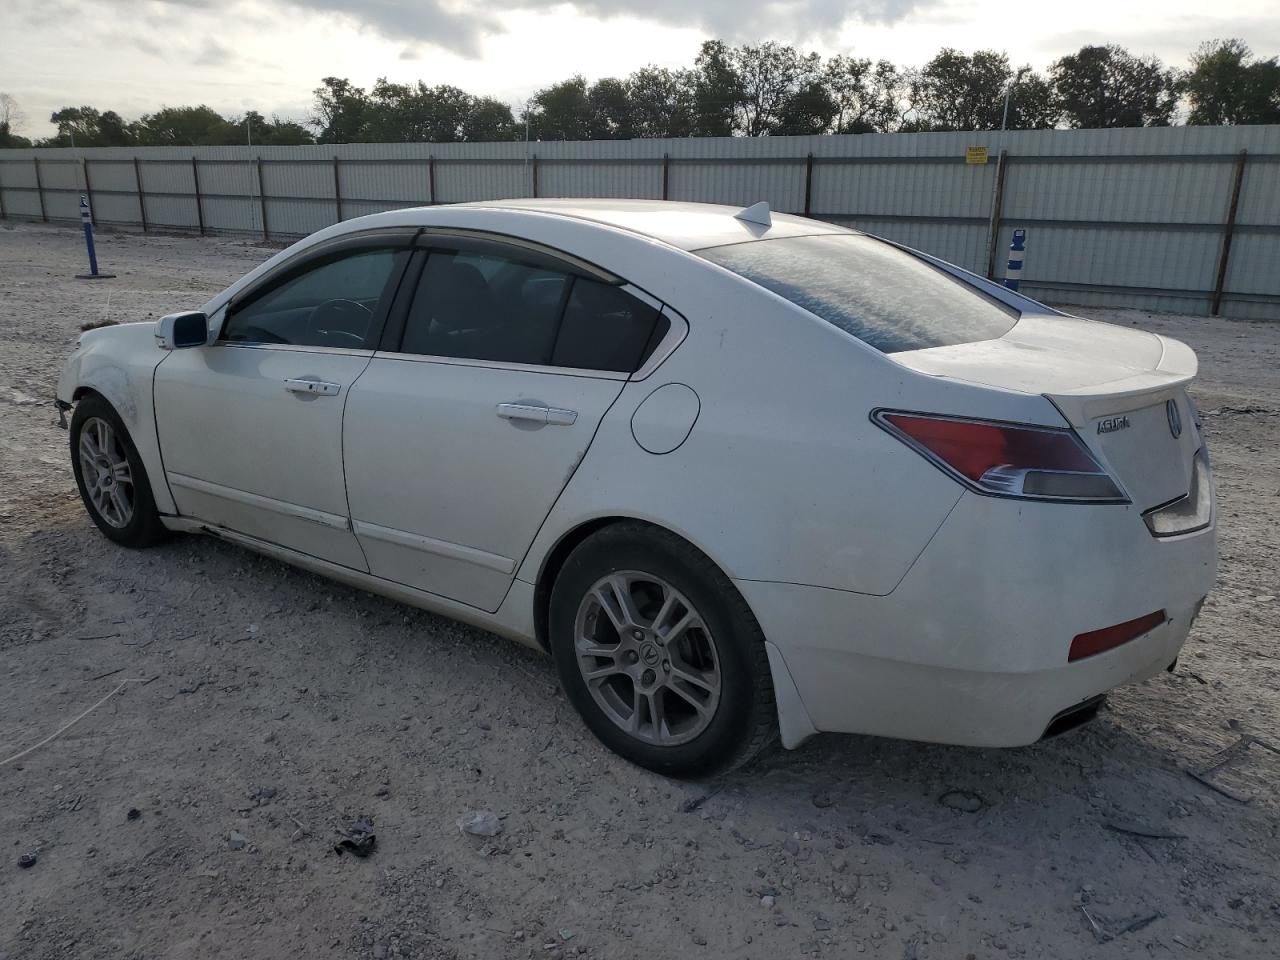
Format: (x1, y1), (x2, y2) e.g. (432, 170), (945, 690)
(574, 570), (722, 746)
(78, 416), (134, 528)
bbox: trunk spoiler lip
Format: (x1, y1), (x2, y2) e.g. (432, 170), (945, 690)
(888, 321), (1198, 428)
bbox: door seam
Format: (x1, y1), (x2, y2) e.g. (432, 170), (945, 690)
(495, 377), (630, 613)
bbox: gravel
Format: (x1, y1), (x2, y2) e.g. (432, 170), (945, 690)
(1, 222), (1278, 959)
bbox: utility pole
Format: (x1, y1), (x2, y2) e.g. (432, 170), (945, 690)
(1001, 67), (1031, 131)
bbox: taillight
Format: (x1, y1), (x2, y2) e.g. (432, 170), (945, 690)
(874, 411), (1128, 503)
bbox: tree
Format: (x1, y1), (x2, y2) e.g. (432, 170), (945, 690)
(240, 111), (315, 145)
(1050, 45), (1179, 128)
(45, 106), (135, 146)
(0, 93), (32, 147)
(134, 106), (235, 145)
(628, 67), (697, 138)
(311, 77), (371, 143)
(461, 97), (518, 142)
(1183, 39), (1280, 125)
(731, 42), (822, 136)
(588, 78), (633, 139)
(529, 76), (594, 140)
(691, 40), (740, 137)
(824, 57), (904, 133)
(770, 81), (837, 135)
(905, 49), (1015, 131)
(1005, 72), (1058, 129)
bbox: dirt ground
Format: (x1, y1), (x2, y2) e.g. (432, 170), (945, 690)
(1, 221), (1277, 960)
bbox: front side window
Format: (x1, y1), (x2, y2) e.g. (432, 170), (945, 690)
(698, 234), (1019, 354)
(221, 248), (402, 348)
(399, 246), (667, 373)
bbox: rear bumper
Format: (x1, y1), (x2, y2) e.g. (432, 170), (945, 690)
(742, 490), (1217, 748)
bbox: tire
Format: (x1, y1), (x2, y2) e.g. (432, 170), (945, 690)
(70, 393), (168, 548)
(549, 522), (777, 778)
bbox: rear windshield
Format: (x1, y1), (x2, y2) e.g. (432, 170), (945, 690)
(698, 234), (1019, 354)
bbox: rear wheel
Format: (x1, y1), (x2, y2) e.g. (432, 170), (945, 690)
(549, 523), (776, 777)
(70, 394), (167, 548)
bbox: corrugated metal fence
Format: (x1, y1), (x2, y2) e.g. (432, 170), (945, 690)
(2, 126), (1278, 319)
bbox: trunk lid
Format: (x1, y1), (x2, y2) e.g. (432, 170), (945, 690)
(892, 314), (1200, 510)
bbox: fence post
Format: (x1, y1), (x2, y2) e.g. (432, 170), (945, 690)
(1211, 150), (1247, 317)
(34, 158), (47, 222)
(803, 152), (814, 216)
(428, 154), (436, 205)
(191, 157), (206, 236)
(133, 157), (148, 233)
(256, 156), (268, 242)
(531, 154), (539, 198)
(332, 155), (343, 222)
(985, 149), (1009, 280)
(661, 152), (670, 201)
(0, 162), (6, 219)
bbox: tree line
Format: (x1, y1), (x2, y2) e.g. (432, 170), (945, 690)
(2, 38), (1276, 149)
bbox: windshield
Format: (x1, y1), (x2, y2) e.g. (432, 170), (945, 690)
(698, 234), (1020, 354)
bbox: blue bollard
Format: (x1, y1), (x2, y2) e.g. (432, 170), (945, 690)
(76, 195), (115, 280)
(1003, 228), (1026, 291)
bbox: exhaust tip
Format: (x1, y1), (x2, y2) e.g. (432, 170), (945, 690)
(1041, 694), (1106, 740)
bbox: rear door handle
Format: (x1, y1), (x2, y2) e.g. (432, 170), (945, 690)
(496, 402), (578, 426)
(285, 378), (341, 397)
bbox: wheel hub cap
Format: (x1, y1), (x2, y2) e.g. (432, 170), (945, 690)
(574, 571), (722, 747)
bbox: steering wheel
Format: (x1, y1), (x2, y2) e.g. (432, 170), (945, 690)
(307, 298), (372, 347)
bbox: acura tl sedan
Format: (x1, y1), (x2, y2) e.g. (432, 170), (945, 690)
(57, 199), (1217, 776)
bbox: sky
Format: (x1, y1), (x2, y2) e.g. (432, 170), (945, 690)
(2, 0), (1278, 139)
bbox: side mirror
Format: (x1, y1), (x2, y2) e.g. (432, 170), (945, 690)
(155, 311), (208, 350)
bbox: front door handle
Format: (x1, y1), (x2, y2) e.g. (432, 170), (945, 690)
(285, 378), (341, 397)
(496, 402), (578, 426)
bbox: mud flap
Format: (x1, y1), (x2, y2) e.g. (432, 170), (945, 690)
(765, 640), (820, 750)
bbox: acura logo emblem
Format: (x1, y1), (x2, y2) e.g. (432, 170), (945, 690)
(1167, 399), (1182, 438)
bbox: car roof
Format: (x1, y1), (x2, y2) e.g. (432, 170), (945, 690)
(201, 200), (853, 316)
(346, 199), (854, 253)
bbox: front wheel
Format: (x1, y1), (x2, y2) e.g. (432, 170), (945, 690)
(70, 394), (167, 548)
(549, 523), (776, 778)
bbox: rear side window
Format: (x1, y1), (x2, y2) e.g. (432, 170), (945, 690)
(698, 234), (1019, 354)
(398, 245), (668, 373)
(553, 279), (667, 372)
(400, 251), (570, 364)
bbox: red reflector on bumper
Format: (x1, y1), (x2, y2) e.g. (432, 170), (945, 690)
(1069, 610), (1167, 662)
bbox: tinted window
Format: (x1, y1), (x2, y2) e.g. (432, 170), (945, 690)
(698, 234), (1019, 354)
(552, 279), (667, 373)
(222, 248), (401, 348)
(401, 250), (571, 365)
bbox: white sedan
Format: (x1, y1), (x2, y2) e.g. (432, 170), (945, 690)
(57, 199), (1217, 777)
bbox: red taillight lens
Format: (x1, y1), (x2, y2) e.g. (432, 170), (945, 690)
(875, 411), (1127, 503)
(1069, 610), (1166, 662)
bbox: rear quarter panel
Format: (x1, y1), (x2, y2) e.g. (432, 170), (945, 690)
(517, 246), (1063, 597)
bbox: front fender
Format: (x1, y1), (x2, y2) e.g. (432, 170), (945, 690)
(58, 323), (175, 515)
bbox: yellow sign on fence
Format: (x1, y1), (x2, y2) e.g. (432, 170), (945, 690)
(966, 146), (989, 165)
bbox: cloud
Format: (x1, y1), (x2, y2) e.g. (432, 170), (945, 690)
(195, 38), (234, 66)
(6, 0), (939, 62)
(285, 0), (934, 58)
